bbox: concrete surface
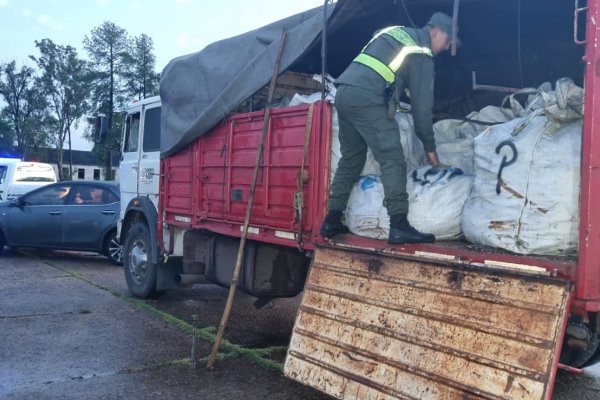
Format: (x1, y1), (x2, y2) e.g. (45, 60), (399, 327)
(0, 248), (599, 399)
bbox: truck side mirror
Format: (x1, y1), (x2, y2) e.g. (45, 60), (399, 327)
(94, 114), (109, 143)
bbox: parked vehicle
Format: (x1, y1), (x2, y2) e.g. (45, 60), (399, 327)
(0, 158), (57, 201)
(98, 0), (600, 398)
(0, 181), (123, 265)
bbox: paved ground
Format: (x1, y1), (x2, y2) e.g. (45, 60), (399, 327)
(0, 248), (599, 399)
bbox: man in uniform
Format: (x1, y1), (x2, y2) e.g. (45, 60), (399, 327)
(320, 12), (459, 244)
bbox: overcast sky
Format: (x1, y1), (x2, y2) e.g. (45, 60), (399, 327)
(0, 0), (326, 150)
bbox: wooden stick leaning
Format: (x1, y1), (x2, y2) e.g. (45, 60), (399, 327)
(206, 28), (288, 370)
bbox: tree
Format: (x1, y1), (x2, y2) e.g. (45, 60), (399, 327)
(0, 61), (51, 156)
(123, 34), (161, 100)
(0, 111), (14, 150)
(31, 39), (92, 180)
(124, 33), (160, 100)
(83, 21), (130, 180)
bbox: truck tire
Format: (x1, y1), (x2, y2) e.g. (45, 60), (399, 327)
(124, 222), (159, 298)
(0, 230), (5, 256)
(560, 322), (600, 367)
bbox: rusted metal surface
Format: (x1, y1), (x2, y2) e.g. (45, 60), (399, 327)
(284, 247), (571, 400)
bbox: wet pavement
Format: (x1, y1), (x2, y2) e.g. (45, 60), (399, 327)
(0, 248), (599, 399)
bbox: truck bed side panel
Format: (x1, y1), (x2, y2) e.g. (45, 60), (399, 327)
(163, 102), (331, 248)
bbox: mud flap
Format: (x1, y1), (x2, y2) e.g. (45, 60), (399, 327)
(284, 247), (571, 400)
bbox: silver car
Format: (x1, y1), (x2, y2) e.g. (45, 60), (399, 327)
(0, 181), (123, 265)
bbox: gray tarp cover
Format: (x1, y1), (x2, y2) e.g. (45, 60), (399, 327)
(159, 0), (410, 156)
(159, 5), (333, 157)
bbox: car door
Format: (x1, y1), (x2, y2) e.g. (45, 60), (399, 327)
(61, 184), (119, 251)
(5, 183), (72, 247)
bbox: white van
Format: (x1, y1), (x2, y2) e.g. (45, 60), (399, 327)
(0, 159), (58, 201)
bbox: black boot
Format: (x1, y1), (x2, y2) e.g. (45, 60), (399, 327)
(388, 214), (435, 244)
(320, 210), (349, 238)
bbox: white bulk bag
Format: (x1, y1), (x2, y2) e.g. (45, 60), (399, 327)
(345, 175), (389, 240)
(433, 106), (515, 175)
(328, 110), (426, 183)
(462, 116), (582, 255)
(434, 119), (476, 174)
(407, 166), (473, 239)
(396, 112), (426, 172)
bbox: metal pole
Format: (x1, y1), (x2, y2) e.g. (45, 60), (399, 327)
(451, 0), (460, 56)
(206, 28), (288, 370)
(321, 0), (330, 101)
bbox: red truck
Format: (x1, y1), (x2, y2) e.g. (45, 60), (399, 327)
(111, 0), (600, 398)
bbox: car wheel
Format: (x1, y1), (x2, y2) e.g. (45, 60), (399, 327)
(104, 230), (123, 266)
(0, 230), (5, 256)
(123, 222), (160, 298)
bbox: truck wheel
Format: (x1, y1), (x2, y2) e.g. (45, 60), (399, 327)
(124, 222), (159, 298)
(0, 230), (5, 256)
(560, 322), (600, 367)
(104, 230), (123, 266)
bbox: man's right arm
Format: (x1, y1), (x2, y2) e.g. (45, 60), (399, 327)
(406, 55), (436, 154)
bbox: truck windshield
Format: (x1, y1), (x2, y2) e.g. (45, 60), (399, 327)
(14, 165), (57, 182)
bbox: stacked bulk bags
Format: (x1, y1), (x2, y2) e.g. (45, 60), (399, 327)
(296, 77), (584, 255)
(345, 166), (473, 240)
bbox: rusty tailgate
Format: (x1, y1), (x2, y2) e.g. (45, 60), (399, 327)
(284, 247), (571, 400)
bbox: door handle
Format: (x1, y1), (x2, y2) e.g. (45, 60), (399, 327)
(48, 211), (62, 215)
(101, 210), (116, 215)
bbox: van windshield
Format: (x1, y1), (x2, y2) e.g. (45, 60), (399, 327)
(14, 165), (57, 182)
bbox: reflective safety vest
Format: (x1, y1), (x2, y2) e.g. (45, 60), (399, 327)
(353, 26), (433, 84)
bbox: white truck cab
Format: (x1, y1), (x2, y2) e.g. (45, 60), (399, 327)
(0, 158), (58, 201)
(119, 96), (161, 214)
(94, 96), (162, 261)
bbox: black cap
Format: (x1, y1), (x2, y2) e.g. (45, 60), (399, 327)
(427, 12), (461, 46)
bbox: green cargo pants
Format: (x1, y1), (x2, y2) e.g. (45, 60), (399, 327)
(329, 84), (408, 216)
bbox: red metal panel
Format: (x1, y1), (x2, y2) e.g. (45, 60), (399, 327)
(577, 0), (600, 303)
(183, 103), (329, 241)
(163, 145), (193, 213)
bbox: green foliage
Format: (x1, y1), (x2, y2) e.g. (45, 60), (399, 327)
(122, 34), (161, 100)
(31, 39), (93, 179)
(83, 21), (130, 114)
(2, 21), (161, 169)
(0, 61), (52, 154)
(0, 111), (15, 149)
(83, 21), (132, 179)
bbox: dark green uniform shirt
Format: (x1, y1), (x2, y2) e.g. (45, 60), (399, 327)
(335, 27), (436, 152)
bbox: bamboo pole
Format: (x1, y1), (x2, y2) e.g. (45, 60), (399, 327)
(206, 28), (288, 370)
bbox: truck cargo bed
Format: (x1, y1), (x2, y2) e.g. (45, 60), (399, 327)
(161, 101), (578, 282)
